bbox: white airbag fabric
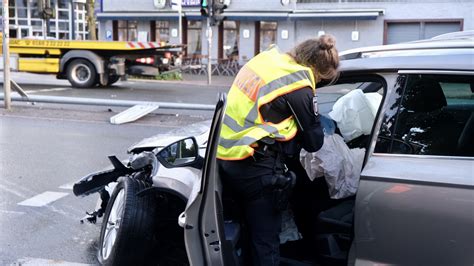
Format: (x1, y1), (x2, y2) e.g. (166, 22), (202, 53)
(300, 134), (365, 199)
(328, 89), (382, 142)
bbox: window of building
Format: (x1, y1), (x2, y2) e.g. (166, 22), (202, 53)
(116, 20), (138, 41)
(3, 0), (87, 40)
(223, 21), (239, 60)
(384, 20), (463, 44)
(187, 20), (202, 55)
(155, 21), (170, 44)
(374, 74), (474, 157)
(259, 21), (277, 53)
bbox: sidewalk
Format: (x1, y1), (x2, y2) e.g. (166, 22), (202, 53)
(1, 72), (235, 88)
(129, 73), (234, 88)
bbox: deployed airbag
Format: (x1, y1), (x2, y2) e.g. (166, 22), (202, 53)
(328, 89), (382, 142)
(300, 134), (365, 199)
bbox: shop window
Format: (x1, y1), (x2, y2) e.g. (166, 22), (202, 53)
(116, 20), (138, 41)
(259, 21), (277, 53)
(155, 21), (170, 44)
(375, 74), (474, 157)
(223, 21), (239, 60)
(187, 20), (202, 55)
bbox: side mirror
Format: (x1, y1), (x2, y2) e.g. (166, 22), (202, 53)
(156, 137), (202, 169)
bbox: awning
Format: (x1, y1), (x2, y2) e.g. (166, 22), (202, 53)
(224, 12), (290, 21)
(96, 12), (180, 21)
(289, 9), (384, 20)
(96, 9), (384, 21)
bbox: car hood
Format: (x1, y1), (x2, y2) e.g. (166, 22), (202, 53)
(128, 120), (211, 153)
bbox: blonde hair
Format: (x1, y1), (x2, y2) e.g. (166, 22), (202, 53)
(288, 34), (340, 84)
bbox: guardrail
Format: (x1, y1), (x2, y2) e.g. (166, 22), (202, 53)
(0, 94), (215, 111)
(0, 93), (216, 124)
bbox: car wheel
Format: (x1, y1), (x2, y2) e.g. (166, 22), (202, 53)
(67, 59), (98, 88)
(98, 176), (157, 266)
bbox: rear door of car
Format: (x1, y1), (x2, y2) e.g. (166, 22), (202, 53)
(353, 71), (474, 265)
(182, 94), (228, 265)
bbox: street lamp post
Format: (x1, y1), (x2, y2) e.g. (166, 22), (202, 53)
(2, 0), (11, 109)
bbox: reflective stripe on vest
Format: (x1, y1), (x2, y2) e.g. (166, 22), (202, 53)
(217, 46), (316, 160)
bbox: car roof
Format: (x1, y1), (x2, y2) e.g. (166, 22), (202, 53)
(339, 32), (474, 72)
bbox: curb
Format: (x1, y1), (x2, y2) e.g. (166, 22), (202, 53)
(127, 78), (232, 87)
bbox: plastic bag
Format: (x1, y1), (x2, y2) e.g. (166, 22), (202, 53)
(300, 134), (365, 199)
(279, 208), (302, 244)
(328, 89), (382, 142)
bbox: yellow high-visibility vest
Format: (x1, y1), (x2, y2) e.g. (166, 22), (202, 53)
(217, 46), (316, 160)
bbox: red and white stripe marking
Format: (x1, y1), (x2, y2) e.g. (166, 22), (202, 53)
(126, 41), (161, 49)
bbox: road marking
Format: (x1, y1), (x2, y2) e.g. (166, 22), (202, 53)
(14, 257), (93, 266)
(23, 87), (71, 94)
(59, 182), (74, 190)
(17, 191), (68, 207)
(0, 183), (28, 198)
(0, 210), (25, 215)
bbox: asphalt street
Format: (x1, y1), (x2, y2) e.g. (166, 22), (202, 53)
(0, 73), (344, 265)
(0, 73), (220, 265)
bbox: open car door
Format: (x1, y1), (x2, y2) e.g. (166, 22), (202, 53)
(181, 94), (233, 265)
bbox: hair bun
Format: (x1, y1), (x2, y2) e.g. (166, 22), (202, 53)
(318, 34), (336, 50)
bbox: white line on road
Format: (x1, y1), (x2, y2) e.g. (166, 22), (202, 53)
(17, 191), (68, 207)
(59, 182), (74, 190)
(23, 87), (71, 94)
(14, 257), (93, 266)
(0, 183), (28, 198)
(0, 209), (26, 215)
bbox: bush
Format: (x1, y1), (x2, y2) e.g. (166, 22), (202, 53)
(155, 70), (182, 80)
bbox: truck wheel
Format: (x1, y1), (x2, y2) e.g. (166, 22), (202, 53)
(99, 75), (120, 87)
(107, 75), (120, 86)
(67, 59), (98, 88)
(98, 176), (157, 266)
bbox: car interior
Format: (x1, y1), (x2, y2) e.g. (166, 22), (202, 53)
(375, 74), (474, 156)
(219, 76), (387, 266)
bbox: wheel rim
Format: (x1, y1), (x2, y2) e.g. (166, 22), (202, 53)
(102, 188), (125, 260)
(71, 63), (92, 84)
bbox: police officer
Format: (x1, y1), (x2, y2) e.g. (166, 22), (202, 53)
(217, 35), (340, 266)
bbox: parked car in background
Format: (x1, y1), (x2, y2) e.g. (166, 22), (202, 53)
(74, 32), (474, 265)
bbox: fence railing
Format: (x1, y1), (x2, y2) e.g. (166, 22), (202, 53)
(180, 55), (241, 76)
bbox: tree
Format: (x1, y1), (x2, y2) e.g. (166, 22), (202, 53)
(86, 0), (97, 40)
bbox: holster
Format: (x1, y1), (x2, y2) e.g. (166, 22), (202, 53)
(261, 171), (296, 211)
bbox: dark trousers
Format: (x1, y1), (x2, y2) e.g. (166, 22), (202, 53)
(219, 156), (283, 266)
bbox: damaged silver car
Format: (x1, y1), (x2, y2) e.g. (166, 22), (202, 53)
(74, 32), (474, 266)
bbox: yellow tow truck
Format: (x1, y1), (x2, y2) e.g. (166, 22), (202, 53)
(1, 38), (181, 88)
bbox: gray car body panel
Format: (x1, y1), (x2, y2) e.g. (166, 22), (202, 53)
(347, 38), (474, 265)
(355, 154), (474, 265)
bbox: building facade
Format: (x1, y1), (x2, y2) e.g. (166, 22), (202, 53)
(1, 0), (89, 40)
(99, 0), (472, 63)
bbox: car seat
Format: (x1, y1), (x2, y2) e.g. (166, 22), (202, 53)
(314, 199), (355, 266)
(457, 112), (474, 156)
(394, 77), (462, 155)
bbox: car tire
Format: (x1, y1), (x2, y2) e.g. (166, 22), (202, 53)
(67, 59), (98, 88)
(98, 176), (156, 266)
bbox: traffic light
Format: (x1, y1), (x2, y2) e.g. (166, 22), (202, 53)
(200, 0), (210, 17)
(210, 0), (227, 26)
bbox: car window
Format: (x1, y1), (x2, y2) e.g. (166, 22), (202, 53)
(375, 74), (474, 156)
(317, 82), (383, 115)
